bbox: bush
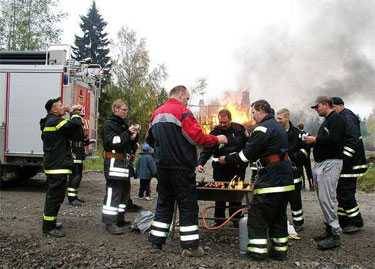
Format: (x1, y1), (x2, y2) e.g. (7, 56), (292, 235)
(358, 164), (375, 192)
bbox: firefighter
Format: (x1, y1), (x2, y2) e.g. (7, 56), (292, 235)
(146, 85), (227, 257)
(276, 108), (306, 232)
(40, 97), (83, 237)
(197, 109), (248, 227)
(297, 123), (314, 191)
(102, 99), (139, 235)
(332, 97), (367, 233)
(219, 99), (294, 261)
(66, 110), (91, 206)
(305, 96), (346, 250)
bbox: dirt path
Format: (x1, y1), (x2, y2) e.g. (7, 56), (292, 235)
(1, 172), (374, 268)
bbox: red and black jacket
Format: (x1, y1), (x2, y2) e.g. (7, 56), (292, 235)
(146, 98), (218, 170)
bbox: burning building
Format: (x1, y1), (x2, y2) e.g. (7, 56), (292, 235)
(196, 89), (255, 133)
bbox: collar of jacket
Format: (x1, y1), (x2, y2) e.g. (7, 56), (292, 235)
(167, 98), (185, 107)
(259, 113), (274, 124)
(110, 114), (127, 124)
(325, 110), (336, 119)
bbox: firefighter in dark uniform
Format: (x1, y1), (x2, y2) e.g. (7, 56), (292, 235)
(146, 85), (227, 257)
(332, 97), (367, 233)
(219, 100), (294, 261)
(66, 110), (91, 206)
(197, 109), (247, 227)
(102, 99), (139, 235)
(297, 123), (314, 191)
(276, 108), (306, 232)
(40, 97), (83, 237)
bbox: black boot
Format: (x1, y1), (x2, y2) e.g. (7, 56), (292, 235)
(105, 224), (125, 235)
(313, 223), (331, 241)
(317, 234), (341, 250)
(43, 228), (65, 238)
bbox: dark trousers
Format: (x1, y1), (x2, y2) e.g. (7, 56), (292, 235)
(102, 178), (131, 226)
(149, 168), (199, 249)
(67, 163), (83, 201)
(43, 174), (68, 232)
(337, 177), (363, 228)
(247, 192), (289, 258)
(139, 178), (151, 197)
(286, 181), (304, 227)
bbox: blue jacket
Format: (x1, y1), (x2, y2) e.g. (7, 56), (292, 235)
(136, 152), (157, 179)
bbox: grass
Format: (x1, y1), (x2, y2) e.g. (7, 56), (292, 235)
(358, 164), (375, 192)
(84, 154), (103, 172)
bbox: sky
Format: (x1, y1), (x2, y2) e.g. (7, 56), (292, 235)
(59, 0), (375, 118)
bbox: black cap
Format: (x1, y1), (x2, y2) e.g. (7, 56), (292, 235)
(331, 97), (344, 105)
(45, 97), (61, 112)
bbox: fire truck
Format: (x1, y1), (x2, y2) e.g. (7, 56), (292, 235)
(0, 49), (101, 187)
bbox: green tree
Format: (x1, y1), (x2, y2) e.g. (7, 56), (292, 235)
(71, 1), (111, 71)
(0, 0), (65, 50)
(104, 27), (167, 139)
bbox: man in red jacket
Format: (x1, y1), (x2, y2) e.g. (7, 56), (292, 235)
(146, 85), (227, 257)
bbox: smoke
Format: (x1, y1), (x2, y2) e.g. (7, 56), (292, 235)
(236, 0), (375, 119)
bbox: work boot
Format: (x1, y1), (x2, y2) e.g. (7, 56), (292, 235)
(55, 222), (63, 230)
(68, 199), (83, 207)
(248, 252), (267, 261)
(269, 251), (287, 261)
(43, 228), (65, 238)
(150, 243), (163, 254)
(342, 225), (361, 234)
(313, 224), (331, 241)
(317, 234), (341, 250)
(181, 246), (205, 257)
(294, 225), (304, 233)
(105, 224), (125, 235)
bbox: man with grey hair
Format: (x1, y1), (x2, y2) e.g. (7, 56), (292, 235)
(304, 96), (346, 250)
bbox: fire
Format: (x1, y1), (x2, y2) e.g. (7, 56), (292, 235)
(224, 103), (250, 124)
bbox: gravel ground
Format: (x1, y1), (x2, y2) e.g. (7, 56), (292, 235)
(1, 171), (375, 269)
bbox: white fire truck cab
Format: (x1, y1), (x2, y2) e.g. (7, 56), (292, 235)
(0, 50), (100, 187)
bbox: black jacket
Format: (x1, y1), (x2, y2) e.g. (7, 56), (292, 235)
(198, 122), (247, 179)
(313, 111), (346, 162)
(103, 115), (138, 180)
(40, 113), (82, 174)
(226, 114), (293, 193)
(70, 119), (86, 162)
(339, 108), (368, 177)
(286, 122), (305, 180)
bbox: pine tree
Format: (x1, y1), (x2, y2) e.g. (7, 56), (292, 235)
(71, 1), (111, 71)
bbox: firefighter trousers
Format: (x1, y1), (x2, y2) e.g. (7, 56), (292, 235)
(337, 177), (363, 228)
(247, 192), (289, 259)
(43, 174), (68, 232)
(102, 178), (130, 226)
(149, 168), (199, 249)
(67, 163), (83, 201)
(286, 181), (304, 227)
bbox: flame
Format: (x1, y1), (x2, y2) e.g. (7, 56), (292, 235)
(224, 103), (250, 124)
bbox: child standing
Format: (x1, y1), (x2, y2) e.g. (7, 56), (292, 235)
(136, 143), (157, 200)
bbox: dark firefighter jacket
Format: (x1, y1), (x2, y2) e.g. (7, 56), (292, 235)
(146, 98), (218, 171)
(103, 114), (138, 180)
(287, 122), (306, 181)
(313, 111), (346, 162)
(225, 114), (294, 195)
(70, 118), (86, 163)
(40, 113), (83, 174)
(339, 108), (368, 177)
(198, 122), (248, 179)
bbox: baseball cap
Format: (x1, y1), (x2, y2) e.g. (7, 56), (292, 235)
(310, 96), (332, 109)
(45, 97), (61, 112)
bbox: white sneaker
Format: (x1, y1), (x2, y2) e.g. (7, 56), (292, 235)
(145, 196), (152, 201)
